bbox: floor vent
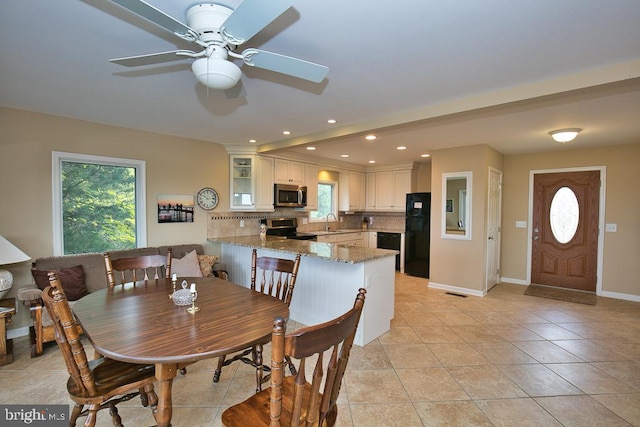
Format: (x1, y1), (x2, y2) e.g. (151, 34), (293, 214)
(445, 292), (468, 298)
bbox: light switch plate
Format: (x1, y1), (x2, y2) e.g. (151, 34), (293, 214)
(605, 223), (617, 232)
(515, 221), (527, 228)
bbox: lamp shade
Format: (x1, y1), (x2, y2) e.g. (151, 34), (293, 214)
(0, 236), (30, 265)
(549, 128), (582, 143)
(0, 236), (30, 298)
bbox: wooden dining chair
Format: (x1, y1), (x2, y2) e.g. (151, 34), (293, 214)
(213, 248), (301, 392)
(104, 249), (172, 287)
(221, 288), (366, 427)
(42, 272), (158, 427)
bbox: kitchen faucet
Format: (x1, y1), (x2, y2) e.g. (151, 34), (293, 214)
(325, 213), (337, 232)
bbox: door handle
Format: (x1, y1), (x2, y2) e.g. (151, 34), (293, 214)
(488, 236), (494, 240)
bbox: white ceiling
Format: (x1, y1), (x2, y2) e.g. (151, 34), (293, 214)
(2, 0), (639, 166)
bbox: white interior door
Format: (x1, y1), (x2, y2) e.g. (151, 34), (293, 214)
(486, 167), (502, 291)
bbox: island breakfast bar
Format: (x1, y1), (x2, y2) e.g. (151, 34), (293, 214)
(209, 236), (397, 346)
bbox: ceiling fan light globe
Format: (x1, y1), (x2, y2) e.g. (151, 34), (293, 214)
(192, 57), (241, 90)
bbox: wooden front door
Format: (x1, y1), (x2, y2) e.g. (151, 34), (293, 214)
(531, 171), (599, 291)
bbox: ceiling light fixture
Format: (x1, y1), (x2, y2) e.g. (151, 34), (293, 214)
(364, 134), (377, 141)
(191, 56), (242, 90)
(397, 146), (407, 150)
(249, 139), (256, 143)
(421, 154), (431, 158)
(341, 154), (350, 158)
(327, 119), (337, 124)
(549, 128), (582, 143)
(368, 160), (376, 164)
(306, 146), (316, 150)
(282, 131), (291, 135)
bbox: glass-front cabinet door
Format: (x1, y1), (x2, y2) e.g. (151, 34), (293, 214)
(228, 154), (274, 211)
(230, 155), (254, 210)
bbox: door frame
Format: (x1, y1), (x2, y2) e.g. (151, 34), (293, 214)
(526, 166), (606, 295)
(485, 167), (503, 293)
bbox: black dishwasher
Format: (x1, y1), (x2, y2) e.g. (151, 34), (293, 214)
(376, 232), (401, 271)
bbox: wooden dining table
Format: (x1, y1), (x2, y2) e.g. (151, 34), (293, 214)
(72, 276), (289, 427)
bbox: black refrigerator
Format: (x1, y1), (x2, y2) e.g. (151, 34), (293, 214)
(404, 192), (431, 278)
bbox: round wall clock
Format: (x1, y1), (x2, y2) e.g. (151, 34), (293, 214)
(196, 187), (218, 210)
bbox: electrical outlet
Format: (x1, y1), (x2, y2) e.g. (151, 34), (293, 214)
(302, 217), (308, 224)
(605, 223), (617, 232)
(340, 216), (343, 222)
(240, 219), (245, 228)
(369, 216), (374, 225)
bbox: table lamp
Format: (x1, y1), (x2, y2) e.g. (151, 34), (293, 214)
(0, 236), (31, 299)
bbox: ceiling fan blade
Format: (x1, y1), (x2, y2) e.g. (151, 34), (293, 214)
(109, 0), (196, 40)
(242, 49), (328, 83)
(221, 0), (295, 45)
(110, 50), (194, 67)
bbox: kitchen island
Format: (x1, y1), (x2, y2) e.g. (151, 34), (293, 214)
(209, 236), (397, 346)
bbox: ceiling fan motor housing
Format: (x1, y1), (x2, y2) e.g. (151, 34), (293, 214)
(186, 3), (233, 44)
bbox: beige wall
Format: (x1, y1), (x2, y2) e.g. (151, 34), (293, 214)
(0, 108), (229, 327)
(430, 145), (503, 293)
(502, 142), (640, 298)
(415, 161), (432, 192)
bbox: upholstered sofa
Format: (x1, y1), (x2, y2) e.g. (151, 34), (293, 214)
(17, 244), (227, 357)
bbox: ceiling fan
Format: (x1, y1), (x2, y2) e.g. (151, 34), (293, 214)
(107, 0), (329, 90)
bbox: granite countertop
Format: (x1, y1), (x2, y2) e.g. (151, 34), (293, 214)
(209, 235), (398, 264)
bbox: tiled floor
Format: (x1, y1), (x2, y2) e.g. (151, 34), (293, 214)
(2, 274), (640, 426)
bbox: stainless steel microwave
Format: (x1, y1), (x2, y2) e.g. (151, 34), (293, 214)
(274, 184), (307, 207)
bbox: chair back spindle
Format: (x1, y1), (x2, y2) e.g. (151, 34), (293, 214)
(104, 249), (172, 286)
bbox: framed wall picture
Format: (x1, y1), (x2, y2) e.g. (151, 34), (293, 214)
(446, 198), (454, 213)
(157, 194), (194, 223)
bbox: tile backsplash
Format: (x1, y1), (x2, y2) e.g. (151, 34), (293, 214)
(207, 210), (405, 238)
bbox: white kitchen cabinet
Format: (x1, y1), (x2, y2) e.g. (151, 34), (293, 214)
(366, 231), (377, 248)
(367, 168), (416, 212)
(229, 154), (274, 211)
(317, 232), (365, 246)
(366, 173), (377, 210)
(337, 232), (365, 247)
(302, 163), (318, 210)
(274, 158), (304, 184)
(339, 170), (365, 211)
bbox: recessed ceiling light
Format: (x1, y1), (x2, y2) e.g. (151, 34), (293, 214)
(397, 146), (407, 150)
(364, 134), (377, 141)
(282, 130), (291, 135)
(249, 139), (256, 143)
(368, 160), (376, 164)
(341, 154), (350, 158)
(306, 146), (316, 150)
(327, 119), (337, 124)
(421, 153), (430, 158)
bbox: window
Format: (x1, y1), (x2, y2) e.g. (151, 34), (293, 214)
(309, 181), (337, 221)
(52, 152), (146, 255)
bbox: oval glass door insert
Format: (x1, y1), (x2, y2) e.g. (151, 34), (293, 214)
(549, 186), (579, 244)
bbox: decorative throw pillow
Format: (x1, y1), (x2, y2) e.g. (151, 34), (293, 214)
(172, 250), (203, 277)
(197, 254), (219, 277)
(32, 265), (88, 301)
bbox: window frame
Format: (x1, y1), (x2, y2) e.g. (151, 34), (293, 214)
(52, 151), (147, 255)
(309, 179), (338, 222)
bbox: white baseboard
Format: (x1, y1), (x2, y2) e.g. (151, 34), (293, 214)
(500, 277), (529, 286)
(7, 326), (29, 340)
(428, 282), (486, 297)
(601, 290), (640, 303)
